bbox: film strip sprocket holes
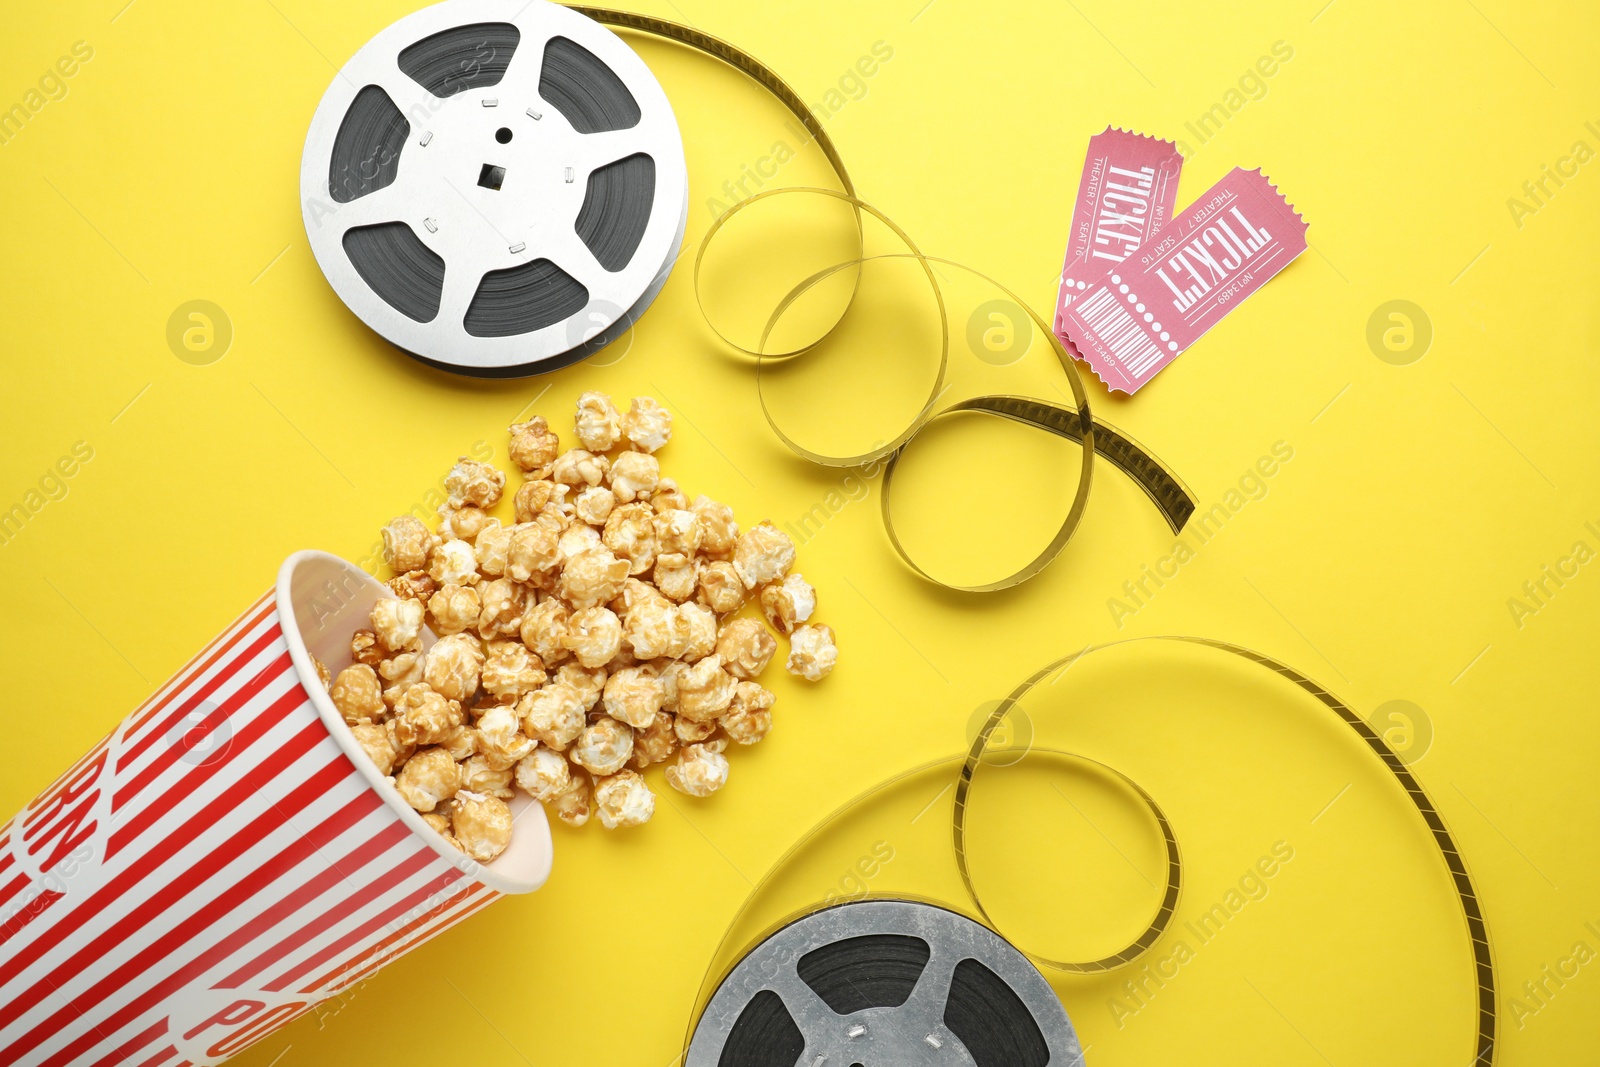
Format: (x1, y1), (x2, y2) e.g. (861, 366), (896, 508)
(954, 637), (1496, 1065)
(300, 0), (689, 377)
(551, 12), (1498, 1062)
(571, 5), (1197, 592)
(679, 639), (1496, 1065)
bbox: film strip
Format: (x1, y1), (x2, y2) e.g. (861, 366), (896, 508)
(680, 638), (1496, 1065)
(959, 638), (1496, 1062)
(575, 6), (1196, 592)
(550, 9), (1494, 1062)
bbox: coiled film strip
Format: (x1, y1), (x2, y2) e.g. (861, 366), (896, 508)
(555, 10), (1495, 1062)
(576, 6), (1194, 591)
(679, 639), (1495, 1065)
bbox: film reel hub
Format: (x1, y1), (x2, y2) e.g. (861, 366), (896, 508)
(687, 900), (1082, 1067)
(300, 0), (688, 376)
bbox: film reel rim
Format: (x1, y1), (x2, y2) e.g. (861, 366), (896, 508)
(298, 0), (688, 375)
(684, 897), (1084, 1067)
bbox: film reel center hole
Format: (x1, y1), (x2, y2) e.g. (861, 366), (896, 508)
(495, 126), (513, 143)
(477, 163), (506, 191)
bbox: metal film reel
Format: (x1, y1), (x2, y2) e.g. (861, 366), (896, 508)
(687, 900), (1083, 1067)
(299, 0), (688, 376)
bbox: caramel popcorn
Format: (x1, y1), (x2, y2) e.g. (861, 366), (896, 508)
(697, 560), (747, 613)
(651, 478), (689, 513)
(654, 553), (697, 602)
(382, 515), (437, 573)
(552, 770), (593, 827)
(625, 597), (689, 660)
(657, 659), (686, 712)
(734, 521), (796, 588)
(608, 450), (660, 503)
(520, 597), (570, 666)
(352, 722), (400, 776)
(556, 663), (608, 711)
(507, 523), (560, 584)
(438, 505), (492, 543)
(630, 710), (678, 768)
(716, 618), (777, 680)
(350, 630), (383, 668)
(677, 655), (737, 722)
(428, 584), (480, 636)
(475, 703), (535, 770)
(692, 495), (739, 557)
(574, 485), (616, 525)
(445, 458), (506, 509)
(519, 683), (585, 750)
(721, 682), (774, 745)
(476, 578), (525, 639)
(654, 508), (700, 556)
(395, 747), (460, 812)
(344, 393), (834, 850)
(515, 746), (571, 801)
(787, 624), (838, 681)
(602, 666), (665, 729)
(760, 573), (816, 634)
(552, 448), (609, 488)
(481, 640), (546, 702)
(440, 723), (478, 761)
(460, 756), (515, 799)
(451, 791), (513, 862)
(575, 391), (623, 452)
(387, 570), (436, 603)
(474, 520), (512, 577)
(429, 539), (480, 587)
(509, 417), (560, 477)
(372, 597), (424, 653)
(330, 664), (384, 725)
(565, 606), (623, 668)
(558, 547), (629, 610)
(620, 396), (672, 453)
(666, 742), (729, 798)
(595, 770), (655, 829)
(674, 715), (717, 744)
(312, 655), (332, 690)
(680, 602), (719, 662)
(557, 522), (602, 562)
(603, 502), (657, 576)
(513, 478), (558, 522)
(392, 683), (465, 747)
(570, 716), (634, 777)
(425, 633), (483, 702)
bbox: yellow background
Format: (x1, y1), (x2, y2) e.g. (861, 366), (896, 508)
(2, 0), (1598, 1063)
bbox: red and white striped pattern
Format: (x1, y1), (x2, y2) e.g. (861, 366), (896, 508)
(0, 590), (502, 1066)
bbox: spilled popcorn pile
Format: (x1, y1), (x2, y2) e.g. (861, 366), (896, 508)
(315, 393), (838, 862)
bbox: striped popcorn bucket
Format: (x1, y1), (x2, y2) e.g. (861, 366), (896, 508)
(0, 550), (553, 1067)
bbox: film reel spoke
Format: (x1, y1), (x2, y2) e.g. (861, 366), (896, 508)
(574, 127), (650, 168)
(301, 0), (688, 375)
(687, 901), (1082, 1066)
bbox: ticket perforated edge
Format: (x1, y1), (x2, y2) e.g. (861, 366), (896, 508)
(1053, 128), (1184, 337)
(1059, 166), (1308, 394)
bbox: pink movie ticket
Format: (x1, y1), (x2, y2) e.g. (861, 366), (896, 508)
(1059, 167), (1308, 394)
(1053, 128), (1183, 336)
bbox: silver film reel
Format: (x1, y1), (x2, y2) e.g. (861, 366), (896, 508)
(300, 0), (688, 377)
(687, 900), (1084, 1067)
